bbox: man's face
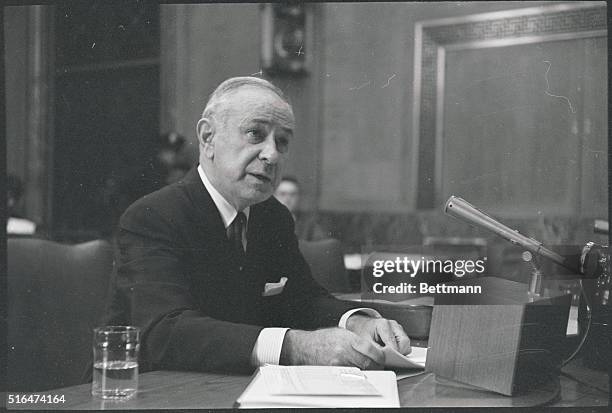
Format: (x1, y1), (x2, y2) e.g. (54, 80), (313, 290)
(275, 180), (300, 213)
(200, 86), (295, 210)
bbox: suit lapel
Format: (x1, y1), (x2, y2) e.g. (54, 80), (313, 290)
(180, 168), (232, 257)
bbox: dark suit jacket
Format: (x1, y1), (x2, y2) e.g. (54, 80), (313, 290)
(103, 168), (356, 374)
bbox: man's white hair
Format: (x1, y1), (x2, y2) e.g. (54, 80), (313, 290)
(201, 77), (291, 122)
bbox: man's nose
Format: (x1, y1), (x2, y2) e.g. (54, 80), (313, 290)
(259, 134), (281, 164)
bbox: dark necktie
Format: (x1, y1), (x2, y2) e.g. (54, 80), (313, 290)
(228, 211), (246, 258)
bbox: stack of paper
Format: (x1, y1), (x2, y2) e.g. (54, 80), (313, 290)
(236, 366), (399, 408)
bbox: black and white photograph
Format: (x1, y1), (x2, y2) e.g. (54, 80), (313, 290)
(4, 1), (610, 410)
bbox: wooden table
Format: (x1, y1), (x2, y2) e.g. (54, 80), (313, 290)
(6, 291), (606, 409)
(4, 357), (607, 410)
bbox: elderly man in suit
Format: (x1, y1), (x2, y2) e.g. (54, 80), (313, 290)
(104, 77), (411, 374)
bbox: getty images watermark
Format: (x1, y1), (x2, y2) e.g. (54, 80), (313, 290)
(368, 256), (487, 295)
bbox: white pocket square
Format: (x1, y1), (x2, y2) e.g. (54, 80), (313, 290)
(262, 277), (288, 297)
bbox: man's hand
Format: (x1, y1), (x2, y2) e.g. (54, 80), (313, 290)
(345, 314), (411, 355)
(280, 327), (385, 370)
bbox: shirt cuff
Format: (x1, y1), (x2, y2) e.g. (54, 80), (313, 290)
(250, 327), (290, 367)
(338, 308), (382, 329)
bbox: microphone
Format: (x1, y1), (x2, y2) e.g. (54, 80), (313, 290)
(444, 196), (581, 275)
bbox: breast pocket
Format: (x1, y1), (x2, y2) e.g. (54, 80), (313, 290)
(261, 277), (288, 297)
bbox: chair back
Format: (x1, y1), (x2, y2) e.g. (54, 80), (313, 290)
(299, 238), (351, 293)
(7, 238), (114, 391)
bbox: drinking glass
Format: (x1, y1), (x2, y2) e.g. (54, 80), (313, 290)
(92, 326), (140, 399)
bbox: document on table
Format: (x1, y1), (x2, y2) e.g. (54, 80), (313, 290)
(384, 345), (427, 370)
(261, 366), (380, 395)
(236, 347), (427, 407)
(236, 366), (399, 408)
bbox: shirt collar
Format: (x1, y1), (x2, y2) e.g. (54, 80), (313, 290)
(197, 164), (250, 229)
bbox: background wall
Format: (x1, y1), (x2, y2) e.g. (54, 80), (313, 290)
(159, 1), (567, 212)
(441, 37), (607, 216)
(158, 2), (607, 267)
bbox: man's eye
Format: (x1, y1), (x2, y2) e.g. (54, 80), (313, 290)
(276, 137), (289, 153)
(247, 129), (265, 140)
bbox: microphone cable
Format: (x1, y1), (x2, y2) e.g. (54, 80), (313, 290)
(561, 279), (592, 367)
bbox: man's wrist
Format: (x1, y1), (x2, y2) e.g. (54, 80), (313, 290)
(280, 329), (302, 365)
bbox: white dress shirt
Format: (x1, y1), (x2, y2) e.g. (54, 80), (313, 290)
(197, 165), (380, 366)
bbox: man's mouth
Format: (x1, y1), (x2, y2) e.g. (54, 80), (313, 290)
(248, 172), (272, 183)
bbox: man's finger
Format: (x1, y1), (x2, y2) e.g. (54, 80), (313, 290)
(351, 338), (385, 368)
(389, 321), (411, 355)
(375, 320), (399, 351)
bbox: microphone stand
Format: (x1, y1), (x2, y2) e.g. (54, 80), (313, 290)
(443, 196), (610, 367)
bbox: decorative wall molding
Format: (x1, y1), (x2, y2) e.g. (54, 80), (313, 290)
(412, 2), (607, 209)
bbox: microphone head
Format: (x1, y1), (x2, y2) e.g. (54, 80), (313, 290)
(444, 196), (479, 220)
(444, 195), (463, 215)
(444, 196), (455, 214)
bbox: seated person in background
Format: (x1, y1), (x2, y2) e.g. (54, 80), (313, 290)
(7, 174), (37, 235)
(130, 132), (192, 197)
(274, 176), (328, 241)
(147, 132), (192, 188)
(103, 76), (411, 374)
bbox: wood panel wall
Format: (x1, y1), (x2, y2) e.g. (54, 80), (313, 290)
(159, 4), (262, 165)
(318, 4), (416, 212)
(442, 36), (607, 218)
(579, 37), (608, 217)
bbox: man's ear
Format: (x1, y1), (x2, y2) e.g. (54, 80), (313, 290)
(196, 118), (215, 159)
